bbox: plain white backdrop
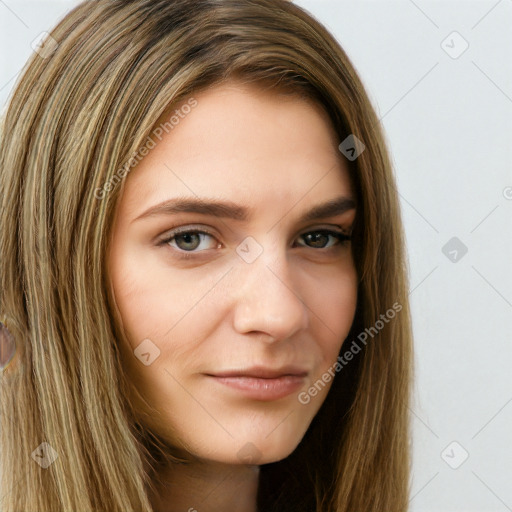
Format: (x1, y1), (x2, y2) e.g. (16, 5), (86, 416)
(1, 1), (511, 511)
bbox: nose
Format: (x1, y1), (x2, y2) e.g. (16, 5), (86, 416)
(231, 246), (309, 343)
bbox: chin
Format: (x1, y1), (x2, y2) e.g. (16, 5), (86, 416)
(195, 423), (309, 466)
(202, 442), (300, 466)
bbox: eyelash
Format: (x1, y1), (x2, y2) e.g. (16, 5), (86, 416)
(157, 225), (352, 260)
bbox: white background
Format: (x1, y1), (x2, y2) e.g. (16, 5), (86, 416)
(1, 1), (511, 511)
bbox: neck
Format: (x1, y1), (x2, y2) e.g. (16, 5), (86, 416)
(149, 458), (260, 512)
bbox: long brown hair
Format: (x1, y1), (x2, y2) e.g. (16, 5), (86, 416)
(0, 0), (413, 510)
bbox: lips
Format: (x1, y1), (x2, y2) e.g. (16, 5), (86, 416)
(205, 366), (308, 401)
(207, 365), (308, 379)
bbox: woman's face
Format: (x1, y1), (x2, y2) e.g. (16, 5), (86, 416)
(107, 81), (358, 465)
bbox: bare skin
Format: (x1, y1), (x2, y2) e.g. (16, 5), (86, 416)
(147, 460), (259, 512)
(107, 80), (358, 511)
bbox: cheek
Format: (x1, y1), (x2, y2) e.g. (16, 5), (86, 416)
(109, 243), (192, 345)
(107, 248), (210, 423)
(294, 272), (357, 412)
(328, 271), (358, 338)
(310, 257), (358, 333)
(307, 265), (358, 374)
(108, 245), (225, 376)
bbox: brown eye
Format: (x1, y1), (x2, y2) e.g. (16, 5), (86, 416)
(297, 230), (351, 249)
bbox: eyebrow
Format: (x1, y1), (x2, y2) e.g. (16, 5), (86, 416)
(132, 195), (356, 224)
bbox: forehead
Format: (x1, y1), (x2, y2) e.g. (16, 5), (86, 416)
(118, 81), (353, 216)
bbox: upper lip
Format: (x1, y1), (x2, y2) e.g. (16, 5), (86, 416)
(207, 366), (308, 379)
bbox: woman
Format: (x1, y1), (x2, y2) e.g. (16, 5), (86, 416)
(0, 0), (413, 510)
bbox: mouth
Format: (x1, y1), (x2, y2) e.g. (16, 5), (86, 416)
(204, 366), (308, 401)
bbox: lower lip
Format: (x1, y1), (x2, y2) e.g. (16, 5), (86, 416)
(208, 375), (306, 401)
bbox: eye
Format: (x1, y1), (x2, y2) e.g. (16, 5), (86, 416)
(159, 227), (219, 253)
(296, 229), (351, 250)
